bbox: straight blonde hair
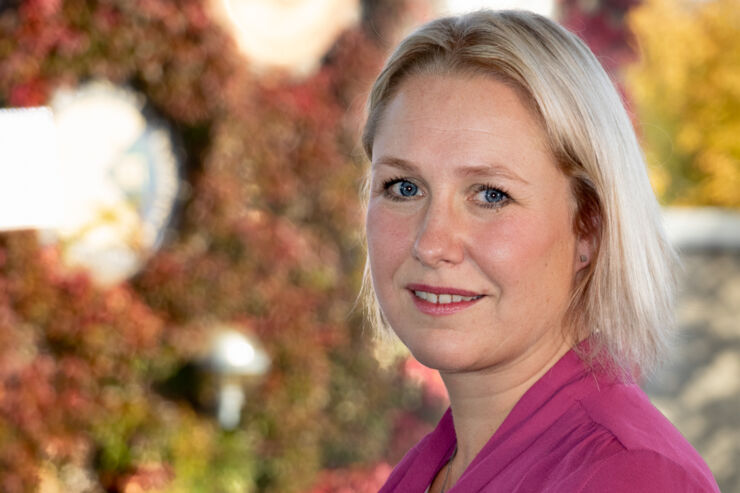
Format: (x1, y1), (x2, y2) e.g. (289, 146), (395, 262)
(361, 10), (677, 379)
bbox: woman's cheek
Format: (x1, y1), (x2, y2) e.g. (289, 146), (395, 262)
(368, 201), (413, 245)
(469, 217), (521, 265)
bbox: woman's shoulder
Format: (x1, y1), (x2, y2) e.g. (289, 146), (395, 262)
(564, 379), (720, 492)
(469, 351), (720, 491)
(556, 448), (720, 492)
(577, 380), (693, 458)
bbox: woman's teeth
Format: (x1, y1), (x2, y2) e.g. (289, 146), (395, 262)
(413, 291), (481, 304)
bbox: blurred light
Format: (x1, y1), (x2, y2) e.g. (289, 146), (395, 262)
(206, 327), (271, 430)
(209, 329), (270, 375)
(0, 107), (65, 231)
(209, 0), (360, 76)
(441, 0), (554, 17)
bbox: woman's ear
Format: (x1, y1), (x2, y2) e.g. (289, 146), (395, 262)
(575, 235), (593, 273)
(573, 210), (599, 278)
(571, 178), (602, 276)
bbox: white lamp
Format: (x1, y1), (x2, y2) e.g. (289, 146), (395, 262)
(206, 327), (271, 430)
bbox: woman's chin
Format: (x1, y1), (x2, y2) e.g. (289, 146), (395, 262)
(406, 343), (479, 374)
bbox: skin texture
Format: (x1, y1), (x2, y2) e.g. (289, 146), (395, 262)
(365, 74), (592, 491)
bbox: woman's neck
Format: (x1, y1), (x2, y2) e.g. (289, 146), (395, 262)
(439, 339), (571, 482)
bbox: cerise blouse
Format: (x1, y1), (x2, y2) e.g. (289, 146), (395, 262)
(379, 347), (720, 492)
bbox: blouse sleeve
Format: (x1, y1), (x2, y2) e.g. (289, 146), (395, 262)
(576, 449), (720, 493)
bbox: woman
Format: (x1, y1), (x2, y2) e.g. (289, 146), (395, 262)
(361, 10), (720, 492)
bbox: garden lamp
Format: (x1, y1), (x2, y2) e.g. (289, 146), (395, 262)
(206, 327), (270, 430)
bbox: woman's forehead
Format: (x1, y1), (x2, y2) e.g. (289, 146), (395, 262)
(372, 74), (552, 166)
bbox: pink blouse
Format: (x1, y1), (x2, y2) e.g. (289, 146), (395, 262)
(379, 348), (720, 492)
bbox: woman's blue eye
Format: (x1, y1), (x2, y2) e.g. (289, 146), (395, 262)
(473, 185), (510, 208)
(390, 180), (418, 197)
(484, 188), (506, 203)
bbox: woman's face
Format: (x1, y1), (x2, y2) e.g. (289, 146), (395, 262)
(366, 74), (588, 375)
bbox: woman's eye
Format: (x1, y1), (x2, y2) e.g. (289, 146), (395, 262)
(474, 186), (510, 208)
(384, 179), (420, 199)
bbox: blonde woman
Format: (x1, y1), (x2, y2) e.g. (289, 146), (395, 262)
(362, 10), (719, 492)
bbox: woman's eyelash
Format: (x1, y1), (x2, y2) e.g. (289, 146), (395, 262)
(381, 176), (419, 200)
(381, 176), (407, 189)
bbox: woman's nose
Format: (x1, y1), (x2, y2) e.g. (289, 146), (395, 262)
(412, 202), (465, 268)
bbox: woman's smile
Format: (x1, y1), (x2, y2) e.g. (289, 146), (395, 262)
(406, 283), (485, 315)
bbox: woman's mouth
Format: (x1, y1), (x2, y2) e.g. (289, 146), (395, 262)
(406, 284), (484, 315)
(412, 290), (482, 304)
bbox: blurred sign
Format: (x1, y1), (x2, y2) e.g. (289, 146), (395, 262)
(209, 0), (360, 76)
(42, 81), (181, 286)
(0, 107), (65, 230)
(0, 80), (185, 286)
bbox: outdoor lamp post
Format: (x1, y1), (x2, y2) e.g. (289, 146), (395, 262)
(205, 327), (271, 430)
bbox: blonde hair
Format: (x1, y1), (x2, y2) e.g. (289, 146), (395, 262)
(361, 10), (677, 379)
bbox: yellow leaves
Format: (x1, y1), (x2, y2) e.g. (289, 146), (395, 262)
(647, 161), (671, 201)
(699, 152), (740, 207)
(677, 125), (703, 156)
(627, 0), (740, 207)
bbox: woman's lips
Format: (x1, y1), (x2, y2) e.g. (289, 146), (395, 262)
(406, 284), (482, 297)
(406, 283), (484, 316)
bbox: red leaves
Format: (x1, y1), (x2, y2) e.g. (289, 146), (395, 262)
(402, 356), (449, 405)
(18, 0), (62, 20)
(0, 351), (95, 467)
(308, 462), (393, 493)
(115, 462), (173, 493)
(0, 234), (169, 490)
(558, 0), (640, 75)
(0, 0), (426, 490)
(8, 79), (48, 107)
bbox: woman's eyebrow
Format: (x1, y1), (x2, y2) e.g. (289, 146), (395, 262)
(373, 156), (529, 185)
(372, 156), (418, 173)
(456, 164), (530, 185)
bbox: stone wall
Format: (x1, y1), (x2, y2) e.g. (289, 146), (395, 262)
(645, 250), (740, 492)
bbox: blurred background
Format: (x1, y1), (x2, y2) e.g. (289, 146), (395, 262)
(0, 0), (737, 491)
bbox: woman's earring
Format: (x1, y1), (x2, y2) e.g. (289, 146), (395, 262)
(579, 254), (588, 263)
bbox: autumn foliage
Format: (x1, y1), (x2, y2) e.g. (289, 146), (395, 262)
(4, 0), (728, 491)
(627, 0), (740, 207)
(0, 1), (445, 491)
